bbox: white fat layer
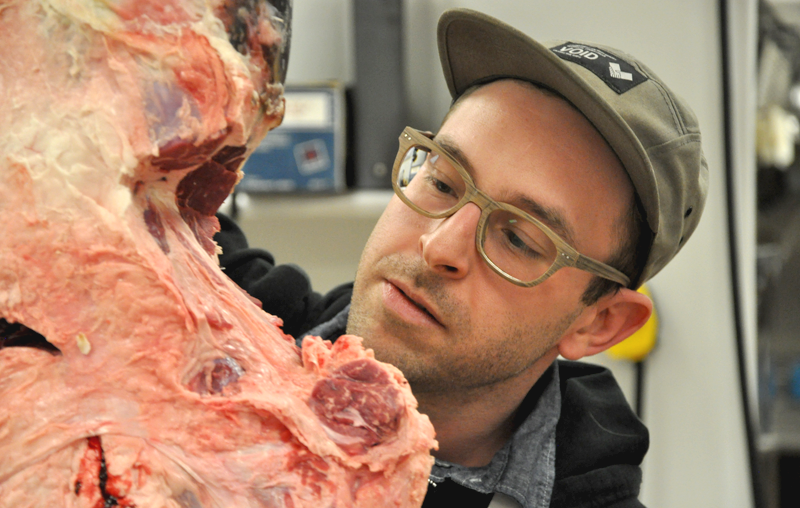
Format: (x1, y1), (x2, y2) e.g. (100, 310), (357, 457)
(41, 0), (120, 35)
(3, 112), (135, 217)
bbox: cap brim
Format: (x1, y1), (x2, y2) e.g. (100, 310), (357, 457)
(437, 9), (658, 244)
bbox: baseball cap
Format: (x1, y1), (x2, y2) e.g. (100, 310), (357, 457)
(437, 9), (709, 288)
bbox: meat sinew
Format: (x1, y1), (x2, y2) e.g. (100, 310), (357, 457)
(0, 1), (436, 506)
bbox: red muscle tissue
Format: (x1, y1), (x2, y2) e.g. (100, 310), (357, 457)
(0, 1), (436, 506)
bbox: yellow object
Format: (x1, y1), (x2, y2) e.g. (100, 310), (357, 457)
(76, 332), (92, 355)
(606, 285), (658, 362)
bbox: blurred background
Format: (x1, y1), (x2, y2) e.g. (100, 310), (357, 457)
(221, 1), (800, 506)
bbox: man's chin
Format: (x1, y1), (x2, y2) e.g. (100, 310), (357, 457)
(347, 273), (451, 391)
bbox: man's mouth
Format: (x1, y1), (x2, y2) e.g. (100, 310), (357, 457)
(403, 290), (438, 321)
(383, 279), (444, 328)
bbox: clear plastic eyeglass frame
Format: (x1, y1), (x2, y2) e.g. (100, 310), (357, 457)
(391, 127), (631, 288)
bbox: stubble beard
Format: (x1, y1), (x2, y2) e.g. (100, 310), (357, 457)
(347, 253), (580, 396)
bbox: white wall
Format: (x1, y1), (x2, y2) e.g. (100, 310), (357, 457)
(240, 1), (754, 506)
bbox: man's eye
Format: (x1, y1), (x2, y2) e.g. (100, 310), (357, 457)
(423, 173), (457, 198)
(434, 179), (453, 194)
(504, 229), (543, 259)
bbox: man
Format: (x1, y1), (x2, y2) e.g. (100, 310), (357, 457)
(216, 8), (708, 508)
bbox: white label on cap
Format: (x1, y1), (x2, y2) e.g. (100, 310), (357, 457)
(609, 62), (633, 81)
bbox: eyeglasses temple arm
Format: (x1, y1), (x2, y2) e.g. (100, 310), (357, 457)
(574, 255), (631, 287)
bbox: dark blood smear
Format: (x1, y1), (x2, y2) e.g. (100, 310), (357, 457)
(0, 319), (60, 355)
(143, 199), (170, 254)
(212, 144), (247, 166)
(148, 137), (248, 250)
(74, 436), (136, 508)
(187, 357), (244, 396)
(174, 147), (241, 254)
(179, 207), (220, 256)
(309, 359), (403, 455)
(286, 452), (329, 498)
(151, 136), (227, 171)
(176, 160), (238, 217)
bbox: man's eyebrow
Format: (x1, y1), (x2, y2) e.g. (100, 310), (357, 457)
(435, 135), (476, 176)
(512, 195), (576, 246)
(434, 134), (576, 245)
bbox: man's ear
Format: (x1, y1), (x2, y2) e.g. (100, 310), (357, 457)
(557, 288), (653, 361)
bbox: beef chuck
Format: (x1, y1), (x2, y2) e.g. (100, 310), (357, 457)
(0, 1), (436, 506)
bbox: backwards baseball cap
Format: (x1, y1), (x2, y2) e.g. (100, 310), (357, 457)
(437, 9), (709, 288)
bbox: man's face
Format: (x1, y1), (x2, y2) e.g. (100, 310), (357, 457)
(347, 80), (632, 394)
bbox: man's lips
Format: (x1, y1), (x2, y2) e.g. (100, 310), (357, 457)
(382, 279), (445, 328)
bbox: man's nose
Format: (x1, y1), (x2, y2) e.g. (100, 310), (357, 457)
(419, 202), (482, 279)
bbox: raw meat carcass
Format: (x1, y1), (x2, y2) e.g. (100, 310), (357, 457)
(0, 1), (436, 506)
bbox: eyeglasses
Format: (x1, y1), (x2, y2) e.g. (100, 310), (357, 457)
(391, 127), (631, 288)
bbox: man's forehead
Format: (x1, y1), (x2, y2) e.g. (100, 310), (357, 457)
(435, 79), (631, 252)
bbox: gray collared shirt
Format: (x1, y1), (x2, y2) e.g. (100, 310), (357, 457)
(301, 306), (560, 508)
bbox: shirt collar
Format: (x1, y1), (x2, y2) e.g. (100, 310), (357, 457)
(428, 362), (560, 508)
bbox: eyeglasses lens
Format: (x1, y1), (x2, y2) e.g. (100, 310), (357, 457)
(395, 144), (558, 282)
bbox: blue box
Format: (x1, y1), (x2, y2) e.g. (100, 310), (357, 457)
(239, 84), (346, 193)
